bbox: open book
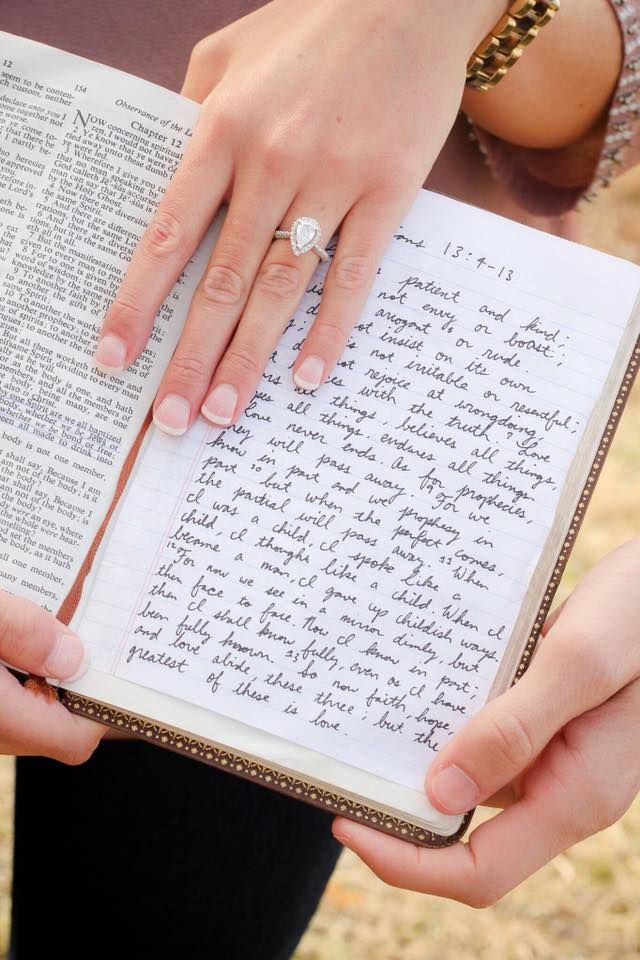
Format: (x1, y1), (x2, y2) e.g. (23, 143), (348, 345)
(2, 32), (640, 847)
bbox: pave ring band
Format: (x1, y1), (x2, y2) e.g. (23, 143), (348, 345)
(274, 216), (329, 262)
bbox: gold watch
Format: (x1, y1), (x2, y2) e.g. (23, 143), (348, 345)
(466, 0), (560, 93)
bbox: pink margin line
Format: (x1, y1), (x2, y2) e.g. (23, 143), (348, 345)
(109, 424), (214, 674)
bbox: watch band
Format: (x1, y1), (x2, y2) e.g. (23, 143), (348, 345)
(466, 0), (561, 93)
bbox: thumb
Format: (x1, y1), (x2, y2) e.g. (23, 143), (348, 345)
(424, 627), (600, 815)
(0, 591), (90, 682)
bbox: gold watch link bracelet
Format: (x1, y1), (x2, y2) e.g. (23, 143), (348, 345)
(466, 0), (561, 92)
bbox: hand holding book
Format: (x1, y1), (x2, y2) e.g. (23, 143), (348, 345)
(2, 30), (640, 892)
(0, 592), (102, 761)
(337, 539), (640, 903)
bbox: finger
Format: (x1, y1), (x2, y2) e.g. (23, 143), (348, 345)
(337, 679), (640, 906)
(152, 170), (291, 435)
(181, 38), (229, 102)
(332, 789), (560, 908)
(542, 597), (568, 636)
(0, 591), (89, 681)
(200, 193), (348, 426)
(427, 542), (640, 815)
(292, 191), (410, 390)
(0, 668), (104, 764)
(424, 619), (620, 816)
(94, 105), (234, 374)
(482, 778), (523, 809)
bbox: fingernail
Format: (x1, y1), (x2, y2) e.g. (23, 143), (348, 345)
(294, 355), (325, 391)
(45, 633), (91, 682)
(94, 334), (127, 374)
(201, 384), (237, 426)
(430, 765), (479, 814)
(333, 829), (353, 847)
(154, 394), (191, 436)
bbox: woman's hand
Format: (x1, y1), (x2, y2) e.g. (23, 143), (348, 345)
(94, 0), (503, 434)
(0, 591), (104, 763)
(332, 539), (640, 906)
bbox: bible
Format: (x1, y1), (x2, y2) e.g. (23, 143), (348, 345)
(2, 32), (639, 846)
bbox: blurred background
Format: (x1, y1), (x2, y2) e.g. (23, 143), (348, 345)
(2, 168), (640, 960)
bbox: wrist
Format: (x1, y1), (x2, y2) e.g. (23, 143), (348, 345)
(457, 0), (512, 58)
(461, 0), (622, 151)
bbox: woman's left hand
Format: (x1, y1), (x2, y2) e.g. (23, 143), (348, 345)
(94, 0), (503, 434)
(333, 538), (640, 906)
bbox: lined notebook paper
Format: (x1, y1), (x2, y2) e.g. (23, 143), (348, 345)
(69, 191), (640, 793)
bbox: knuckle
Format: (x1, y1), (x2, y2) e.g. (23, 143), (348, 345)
(586, 778), (631, 830)
(222, 345), (262, 381)
(462, 844), (502, 908)
(169, 352), (211, 387)
(467, 886), (500, 910)
(255, 261), (302, 301)
(59, 741), (96, 767)
(199, 100), (234, 143)
(370, 156), (416, 196)
(332, 254), (371, 291)
(320, 314), (346, 337)
(260, 132), (307, 175)
(0, 604), (20, 656)
(599, 794), (630, 829)
(57, 747), (93, 767)
(488, 709), (536, 770)
(323, 144), (350, 172)
(106, 290), (146, 333)
(369, 859), (404, 890)
(0, 626), (27, 667)
(189, 37), (214, 67)
(314, 313), (348, 350)
(0, 600), (47, 667)
(200, 263), (246, 307)
(143, 209), (185, 260)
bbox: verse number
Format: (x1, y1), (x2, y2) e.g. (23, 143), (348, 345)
(2, 60), (13, 69)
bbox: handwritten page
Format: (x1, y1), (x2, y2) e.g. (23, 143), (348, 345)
(71, 190), (640, 793)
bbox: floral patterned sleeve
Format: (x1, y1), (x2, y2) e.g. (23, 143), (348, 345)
(469, 0), (640, 215)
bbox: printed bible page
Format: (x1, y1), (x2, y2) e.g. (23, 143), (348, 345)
(68, 189), (640, 831)
(0, 33), (213, 608)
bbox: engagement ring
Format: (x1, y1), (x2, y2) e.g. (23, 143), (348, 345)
(274, 216), (329, 261)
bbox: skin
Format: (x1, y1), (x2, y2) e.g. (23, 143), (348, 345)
(333, 539), (640, 905)
(0, 592), (103, 762)
(21, 0), (625, 899)
(94, 0), (622, 433)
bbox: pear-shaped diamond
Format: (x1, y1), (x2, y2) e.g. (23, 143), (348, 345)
(291, 217), (321, 256)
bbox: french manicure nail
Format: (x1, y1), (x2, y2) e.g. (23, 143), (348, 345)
(154, 394), (191, 436)
(430, 765), (479, 814)
(44, 633), (91, 682)
(294, 355), (325, 391)
(94, 334), (127, 374)
(201, 384), (238, 426)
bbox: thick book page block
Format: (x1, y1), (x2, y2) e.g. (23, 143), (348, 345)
(0, 33), (213, 608)
(67, 190), (640, 833)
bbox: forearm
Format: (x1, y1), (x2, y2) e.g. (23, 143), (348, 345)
(461, 0), (623, 149)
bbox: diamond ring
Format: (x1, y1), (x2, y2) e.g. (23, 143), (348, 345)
(274, 216), (329, 262)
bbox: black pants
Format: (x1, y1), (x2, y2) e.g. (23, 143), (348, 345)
(10, 740), (341, 959)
